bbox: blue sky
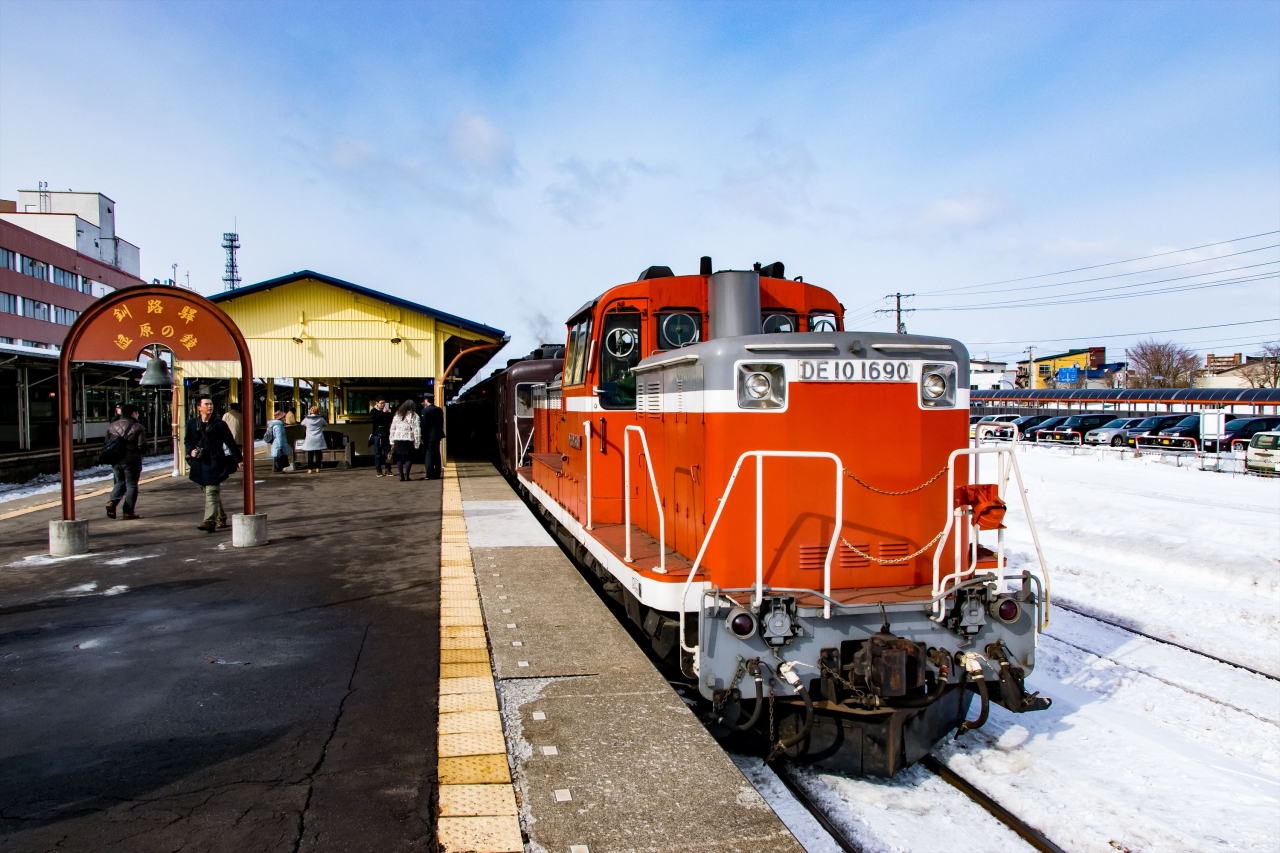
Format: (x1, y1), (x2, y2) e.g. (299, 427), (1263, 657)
(2, 0), (1277, 366)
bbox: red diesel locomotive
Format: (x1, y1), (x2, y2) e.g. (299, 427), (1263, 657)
(485, 258), (1051, 775)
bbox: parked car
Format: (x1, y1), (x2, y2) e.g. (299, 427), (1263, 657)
(1084, 417), (1146, 447)
(970, 413), (1020, 439)
(1021, 416), (1068, 441)
(1039, 414), (1114, 444)
(1122, 415), (1185, 447)
(990, 414), (1052, 440)
(1206, 416), (1280, 453)
(1147, 414), (1204, 450)
(1245, 431), (1280, 475)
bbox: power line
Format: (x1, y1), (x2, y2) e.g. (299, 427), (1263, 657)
(916, 270), (1276, 312)
(963, 317), (1280, 347)
(920, 229), (1280, 295)
(916, 242), (1279, 300)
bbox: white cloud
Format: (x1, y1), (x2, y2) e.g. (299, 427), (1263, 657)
(718, 122), (819, 225)
(447, 111), (517, 181)
(905, 190), (1010, 235)
(544, 158), (672, 227)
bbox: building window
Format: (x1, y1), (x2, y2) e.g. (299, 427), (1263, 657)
(80, 276), (94, 294)
(20, 256), (47, 281)
(23, 299), (50, 322)
(22, 340), (50, 349)
(1038, 364), (1052, 376)
(0, 337), (13, 345)
(0, 292), (16, 314)
(52, 266), (78, 288)
(53, 306), (79, 325)
(0, 248), (13, 271)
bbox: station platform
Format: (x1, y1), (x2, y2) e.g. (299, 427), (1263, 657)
(443, 461), (803, 853)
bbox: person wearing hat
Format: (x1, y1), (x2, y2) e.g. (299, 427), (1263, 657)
(105, 402), (146, 520)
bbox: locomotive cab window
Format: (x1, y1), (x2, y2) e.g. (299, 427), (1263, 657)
(598, 310), (642, 409)
(762, 311), (798, 334)
(808, 311), (839, 332)
(657, 310), (701, 350)
(563, 314), (594, 386)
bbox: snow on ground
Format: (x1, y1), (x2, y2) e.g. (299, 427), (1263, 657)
(1004, 444), (1280, 674)
(0, 454), (174, 505)
(756, 445), (1280, 853)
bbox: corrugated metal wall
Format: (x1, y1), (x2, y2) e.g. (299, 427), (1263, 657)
(181, 277), (488, 379)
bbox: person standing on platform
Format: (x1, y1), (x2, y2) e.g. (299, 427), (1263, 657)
(420, 394), (445, 480)
(370, 398), (393, 476)
(185, 394), (242, 533)
(267, 410), (291, 473)
(284, 406), (298, 426)
(105, 402), (146, 520)
(301, 406), (328, 473)
(222, 402), (243, 447)
(389, 399), (421, 481)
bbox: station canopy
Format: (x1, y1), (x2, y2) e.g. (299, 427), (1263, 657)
(179, 271), (507, 396)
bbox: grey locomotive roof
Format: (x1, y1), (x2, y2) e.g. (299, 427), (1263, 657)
(634, 331), (970, 390)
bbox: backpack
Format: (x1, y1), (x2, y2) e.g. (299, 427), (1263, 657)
(99, 434), (128, 466)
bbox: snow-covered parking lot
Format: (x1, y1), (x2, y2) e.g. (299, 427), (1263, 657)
(756, 445), (1280, 853)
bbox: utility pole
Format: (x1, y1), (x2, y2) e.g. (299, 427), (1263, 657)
(1026, 345), (1036, 390)
(875, 292), (915, 333)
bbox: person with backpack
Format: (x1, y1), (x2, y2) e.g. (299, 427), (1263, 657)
(185, 394), (242, 532)
(104, 402), (146, 520)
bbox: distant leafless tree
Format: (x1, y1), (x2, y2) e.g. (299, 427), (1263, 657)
(1124, 339), (1199, 388)
(1240, 342), (1280, 388)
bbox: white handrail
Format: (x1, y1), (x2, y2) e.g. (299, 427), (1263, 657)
(678, 449), (844, 655)
(623, 425), (666, 573)
(931, 445), (1051, 629)
(513, 416), (535, 466)
(583, 420), (593, 530)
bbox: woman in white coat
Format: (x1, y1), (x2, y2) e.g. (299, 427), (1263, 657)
(388, 399), (421, 481)
(300, 406), (328, 473)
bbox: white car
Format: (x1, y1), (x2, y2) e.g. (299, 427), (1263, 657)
(1246, 431), (1280, 475)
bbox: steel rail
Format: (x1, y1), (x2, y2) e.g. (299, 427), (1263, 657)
(765, 761), (864, 853)
(1054, 602), (1280, 683)
(919, 755), (1068, 853)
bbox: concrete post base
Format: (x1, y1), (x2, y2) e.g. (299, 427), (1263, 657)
(232, 513), (268, 547)
(49, 520), (89, 557)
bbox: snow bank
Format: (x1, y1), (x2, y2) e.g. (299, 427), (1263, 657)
(0, 454), (174, 506)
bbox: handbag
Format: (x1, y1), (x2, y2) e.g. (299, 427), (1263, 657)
(99, 434), (128, 465)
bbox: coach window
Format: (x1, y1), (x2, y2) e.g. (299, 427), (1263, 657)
(762, 311), (798, 334)
(657, 310), (701, 350)
(514, 383), (534, 418)
(598, 310), (642, 409)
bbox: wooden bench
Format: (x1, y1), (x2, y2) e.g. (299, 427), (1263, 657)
(290, 440), (355, 470)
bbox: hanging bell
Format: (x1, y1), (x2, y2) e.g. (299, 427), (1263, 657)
(139, 356), (173, 388)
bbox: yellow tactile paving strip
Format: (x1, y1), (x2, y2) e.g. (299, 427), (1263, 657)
(437, 464), (524, 853)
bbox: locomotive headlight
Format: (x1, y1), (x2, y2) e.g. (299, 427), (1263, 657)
(726, 607), (758, 639)
(737, 363), (786, 409)
(919, 363), (957, 409)
(923, 372), (947, 399)
(745, 372), (772, 399)
(989, 596), (1020, 624)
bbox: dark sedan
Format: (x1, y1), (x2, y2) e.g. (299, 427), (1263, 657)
(1207, 416), (1280, 453)
(1122, 415), (1185, 447)
(1021, 416), (1068, 441)
(1038, 414), (1114, 444)
(1147, 415), (1203, 450)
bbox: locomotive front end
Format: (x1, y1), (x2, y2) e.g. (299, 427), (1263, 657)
(664, 271), (1052, 776)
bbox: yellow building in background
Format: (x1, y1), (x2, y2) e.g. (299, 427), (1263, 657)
(179, 270), (506, 453)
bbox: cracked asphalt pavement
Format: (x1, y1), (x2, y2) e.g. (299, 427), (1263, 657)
(0, 463), (441, 852)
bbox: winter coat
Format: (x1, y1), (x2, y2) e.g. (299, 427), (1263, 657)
(301, 415), (328, 451)
(106, 417), (146, 467)
(266, 419), (289, 457)
(389, 412), (421, 448)
(222, 410), (243, 445)
(420, 403), (445, 442)
(184, 416), (242, 487)
(370, 407), (393, 439)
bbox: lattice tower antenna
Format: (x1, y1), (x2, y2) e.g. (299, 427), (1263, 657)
(221, 231), (241, 290)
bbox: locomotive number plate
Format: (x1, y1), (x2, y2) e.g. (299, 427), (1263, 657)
(797, 359), (914, 382)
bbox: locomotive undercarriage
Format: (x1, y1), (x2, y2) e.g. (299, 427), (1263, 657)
(696, 582), (1051, 776)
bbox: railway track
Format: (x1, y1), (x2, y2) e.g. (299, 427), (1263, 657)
(1054, 601), (1280, 683)
(767, 756), (1069, 853)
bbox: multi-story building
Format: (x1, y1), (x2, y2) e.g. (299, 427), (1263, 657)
(0, 192), (145, 350)
(968, 356), (1017, 390)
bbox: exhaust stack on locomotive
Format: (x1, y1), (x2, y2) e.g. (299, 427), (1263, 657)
(475, 258), (1052, 776)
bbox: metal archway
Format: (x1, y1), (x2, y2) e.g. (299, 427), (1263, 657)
(57, 285), (256, 520)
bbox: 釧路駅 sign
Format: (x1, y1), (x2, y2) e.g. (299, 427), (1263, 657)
(70, 291), (241, 362)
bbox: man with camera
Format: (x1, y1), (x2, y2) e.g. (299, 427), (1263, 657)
(185, 394), (243, 532)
